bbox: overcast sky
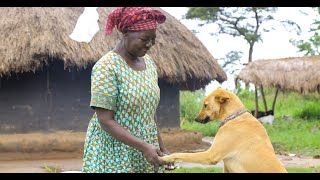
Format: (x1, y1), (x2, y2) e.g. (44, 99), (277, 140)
(160, 7), (318, 94)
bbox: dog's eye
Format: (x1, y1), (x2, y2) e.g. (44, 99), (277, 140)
(204, 104), (208, 108)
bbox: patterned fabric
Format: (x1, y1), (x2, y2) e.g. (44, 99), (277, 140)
(82, 51), (163, 173)
(105, 7), (166, 35)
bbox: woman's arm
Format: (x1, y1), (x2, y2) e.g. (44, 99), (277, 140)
(154, 113), (170, 155)
(154, 113), (177, 170)
(95, 107), (165, 167)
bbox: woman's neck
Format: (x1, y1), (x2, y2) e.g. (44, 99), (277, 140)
(114, 40), (139, 62)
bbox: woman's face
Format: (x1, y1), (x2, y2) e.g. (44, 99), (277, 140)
(124, 29), (157, 57)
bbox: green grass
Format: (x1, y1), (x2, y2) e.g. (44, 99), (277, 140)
(166, 167), (222, 173)
(165, 166), (320, 173)
(179, 88), (320, 156)
(180, 89), (205, 123)
(181, 121), (219, 137)
(41, 165), (62, 173)
(265, 118), (320, 156)
(287, 167), (320, 173)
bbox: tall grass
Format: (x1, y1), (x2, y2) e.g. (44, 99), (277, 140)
(179, 87), (320, 156)
(179, 89), (205, 123)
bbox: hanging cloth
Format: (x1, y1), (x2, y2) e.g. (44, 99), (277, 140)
(69, 7), (100, 43)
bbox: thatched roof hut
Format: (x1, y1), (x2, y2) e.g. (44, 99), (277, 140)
(236, 56), (320, 94)
(0, 7), (227, 91)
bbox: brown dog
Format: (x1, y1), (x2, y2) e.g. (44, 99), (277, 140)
(161, 88), (287, 173)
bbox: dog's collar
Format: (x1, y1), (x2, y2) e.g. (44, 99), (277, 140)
(218, 108), (249, 129)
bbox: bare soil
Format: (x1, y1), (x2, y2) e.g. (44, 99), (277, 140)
(0, 128), (319, 173)
(0, 128), (210, 161)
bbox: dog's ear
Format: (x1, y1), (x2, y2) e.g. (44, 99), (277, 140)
(214, 93), (230, 104)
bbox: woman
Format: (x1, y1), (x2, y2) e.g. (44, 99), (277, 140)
(82, 7), (172, 173)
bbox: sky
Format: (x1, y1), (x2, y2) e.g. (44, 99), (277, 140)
(160, 7), (318, 95)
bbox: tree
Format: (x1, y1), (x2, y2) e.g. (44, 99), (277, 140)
(219, 50), (243, 74)
(290, 7), (320, 55)
(185, 7), (302, 117)
(185, 7), (301, 89)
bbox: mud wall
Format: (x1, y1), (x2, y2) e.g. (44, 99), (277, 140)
(0, 61), (181, 134)
(0, 60), (94, 133)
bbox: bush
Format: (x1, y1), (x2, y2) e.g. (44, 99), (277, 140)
(179, 89), (205, 122)
(181, 121), (219, 137)
(295, 102), (320, 120)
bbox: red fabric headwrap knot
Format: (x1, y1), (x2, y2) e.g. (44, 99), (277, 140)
(105, 7), (166, 35)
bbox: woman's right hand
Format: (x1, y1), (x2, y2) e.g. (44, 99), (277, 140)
(141, 143), (166, 168)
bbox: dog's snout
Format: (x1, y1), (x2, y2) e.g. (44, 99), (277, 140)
(194, 116), (210, 124)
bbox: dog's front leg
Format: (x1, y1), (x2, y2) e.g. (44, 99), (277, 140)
(160, 150), (220, 165)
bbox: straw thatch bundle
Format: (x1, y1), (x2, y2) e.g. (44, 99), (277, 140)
(237, 56), (320, 94)
(0, 7), (226, 90)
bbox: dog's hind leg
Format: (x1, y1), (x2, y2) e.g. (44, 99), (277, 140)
(223, 164), (230, 173)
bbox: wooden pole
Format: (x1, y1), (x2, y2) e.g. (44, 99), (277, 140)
(271, 87), (279, 113)
(254, 85), (259, 118)
(260, 85), (268, 113)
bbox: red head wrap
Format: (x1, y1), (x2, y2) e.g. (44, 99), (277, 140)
(105, 7), (166, 35)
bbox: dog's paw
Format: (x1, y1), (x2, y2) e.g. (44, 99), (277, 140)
(160, 155), (176, 162)
(164, 163), (179, 171)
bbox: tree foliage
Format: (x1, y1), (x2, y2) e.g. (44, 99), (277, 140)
(290, 7), (320, 55)
(185, 7), (301, 64)
(185, 7), (301, 90)
(219, 50), (243, 74)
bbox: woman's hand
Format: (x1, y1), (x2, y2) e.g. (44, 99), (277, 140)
(141, 143), (166, 169)
(160, 148), (177, 170)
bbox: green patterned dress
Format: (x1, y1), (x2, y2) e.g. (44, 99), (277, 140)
(82, 51), (164, 173)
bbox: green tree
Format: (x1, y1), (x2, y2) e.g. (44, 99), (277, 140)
(185, 7), (301, 88)
(290, 7), (320, 55)
(219, 50), (243, 74)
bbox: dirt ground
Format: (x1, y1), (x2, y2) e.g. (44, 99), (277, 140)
(0, 128), (210, 160)
(0, 128), (320, 173)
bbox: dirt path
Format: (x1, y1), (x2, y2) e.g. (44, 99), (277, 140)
(1, 151), (320, 173)
(201, 136), (320, 169)
(178, 154), (320, 169)
(0, 129), (320, 173)
(0, 158), (82, 173)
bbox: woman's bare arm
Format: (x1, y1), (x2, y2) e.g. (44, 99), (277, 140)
(95, 107), (165, 167)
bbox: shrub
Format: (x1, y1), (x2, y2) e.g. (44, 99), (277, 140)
(295, 102), (320, 120)
(179, 89), (205, 122)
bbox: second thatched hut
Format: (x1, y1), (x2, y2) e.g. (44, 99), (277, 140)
(236, 55), (320, 116)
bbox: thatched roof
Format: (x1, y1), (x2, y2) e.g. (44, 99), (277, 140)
(0, 7), (226, 91)
(236, 56), (320, 94)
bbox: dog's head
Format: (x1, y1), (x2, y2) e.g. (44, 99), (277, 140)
(194, 88), (244, 124)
